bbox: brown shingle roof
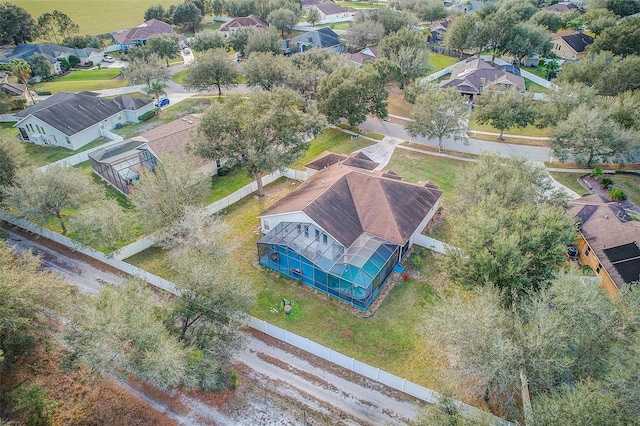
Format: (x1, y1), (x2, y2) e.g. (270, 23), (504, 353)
(440, 58), (525, 94)
(140, 114), (209, 167)
(260, 162), (442, 246)
(315, 2), (355, 15)
(219, 15), (268, 32)
(569, 195), (640, 288)
(113, 19), (175, 46)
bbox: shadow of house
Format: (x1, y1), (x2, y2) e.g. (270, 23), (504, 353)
(89, 139), (159, 195)
(257, 151), (442, 310)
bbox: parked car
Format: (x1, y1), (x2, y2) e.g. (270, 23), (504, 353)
(183, 47), (191, 54)
(103, 55), (114, 63)
(154, 97), (170, 107)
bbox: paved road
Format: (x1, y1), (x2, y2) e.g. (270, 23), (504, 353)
(360, 117), (554, 162)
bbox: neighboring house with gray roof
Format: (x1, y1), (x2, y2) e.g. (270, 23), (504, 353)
(257, 151), (442, 310)
(292, 28), (344, 53)
(551, 30), (593, 60)
(439, 58), (526, 99)
(0, 44), (103, 78)
(112, 19), (175, 50)
(14, 92), (154, 150)
(546, 2), (580, 13)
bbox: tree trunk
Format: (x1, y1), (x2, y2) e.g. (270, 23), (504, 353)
(499, 128), (504, 140)
(520, 367), (534, 426)
(438, 136), (444, 152)
(56, 212), (67, 235)
(256, 173), (265, 197)
(216, 83), (222, 97)
(166, 58), (170, 67)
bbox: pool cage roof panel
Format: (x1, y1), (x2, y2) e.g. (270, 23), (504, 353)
(259, 223), (398, 288)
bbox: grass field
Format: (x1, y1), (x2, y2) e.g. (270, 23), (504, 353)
(33, 69), (129, 93)
(294, 128), (374, 168)
(468, 115), (552, 138)
(612, 174), (640, 207)
(549, 172), (590, 197)
(314, 22), (351, 30)
(385, 149), (470, 199)
(21, 138), (109, 168)
(429, 53), (459, 72)
(12, 0), (178, 35)
(336, 1), (386, 8)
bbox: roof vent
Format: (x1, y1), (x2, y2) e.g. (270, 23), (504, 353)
(605, 214), (609, 219)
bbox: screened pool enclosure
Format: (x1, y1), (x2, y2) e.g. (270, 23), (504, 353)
(258, 222), (400, 310)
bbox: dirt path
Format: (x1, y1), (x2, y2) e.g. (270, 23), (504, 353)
(1, 225), (424, 425)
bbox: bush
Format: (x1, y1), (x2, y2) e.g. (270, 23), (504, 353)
(217, 165), (230, 176)
(609, 187), (627, 201)
(35, 90), (52, 96)
(600, 177), (614, 189)
(137, 108), (158, 122)
(589, 167), (603, 178)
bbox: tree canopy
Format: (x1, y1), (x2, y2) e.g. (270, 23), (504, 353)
(474, 88), (538, 139)
(407, 86), (469, 152)
(267, 7), (298, 36)
(147, 33), (181, 66)
(0, 2), (36, 44)
(317, 63), (389, 127)
(36, 10), (78, 45)
(591, 17), (640, 56)
(3, 165), (100, 235)
(184, 48), (239, 96)
(242, 52), (292, 91)
(193, 88), (326, 196)
(445, 155), (573, 307)
(173, 0), (203, 33)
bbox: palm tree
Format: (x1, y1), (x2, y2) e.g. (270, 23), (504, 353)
(145, 78), (168, 112)
(9, 59), (35, 105)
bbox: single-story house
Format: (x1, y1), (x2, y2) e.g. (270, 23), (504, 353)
(291, 28), (344, 53)
(546, 2), (580, 13)
(14, 92), (154, 150)
(112, 19), (175, 51)
(139, 114), (219, 175)
(219, 15), (269, 38)
(349, 45), (377, 67)
(88, 139), (159, 195)
(427, 20), (450, 43)
(0, 44), (103, 77)
(257, 152), (443, 310)
(1, 82), (28, 101)
(311, 2), (356, 20)
(551, 30), (593, 60)
(301, 0), (328, 11)
(439, 58), (526, 99)
(569, 194), (640, 296)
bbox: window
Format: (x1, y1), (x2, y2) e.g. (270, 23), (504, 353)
(263, 221), (269, 230)
(584, 246), (591, 257)
(315, 229), (320, 240)
(596, 263), (602, 274)
(297, 224), (302, 234)
(322, 234), (328, 244)
(304, 226), (309, 238)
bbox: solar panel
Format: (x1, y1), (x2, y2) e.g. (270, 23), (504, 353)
(604, 242), (640, 263)
(613, 259), (640, 284)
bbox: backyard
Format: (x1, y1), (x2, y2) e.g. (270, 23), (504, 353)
(33, 69), (129, 94)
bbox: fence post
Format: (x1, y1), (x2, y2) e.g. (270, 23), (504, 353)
(263, 320), (267, 333)
(376, 368), (380, 381)
(402, 378), (406, 392)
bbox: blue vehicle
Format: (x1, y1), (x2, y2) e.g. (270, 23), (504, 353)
(155, 97), (170, 107)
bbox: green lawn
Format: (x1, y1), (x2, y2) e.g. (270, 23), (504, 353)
(315, 22), (351, 30)
(525, 79), (550, 93)
(335, 1), (386, 8)
(33, 69), (129, 93)
(12, 0), (178, 35)
(294, 128), (374, 168)
(206, 167), (254, 204)
(127, 177), (444, 388)
(428, 53), (459, 72)
(385, 149), (470, 199)
(612, 174), (640, 207)
(172, 70), (187, 84)
(468, 114), (552, 138)
(199, 20), (223, 32)
(549, 172), (590, 197)
(21, 138), (110, 168)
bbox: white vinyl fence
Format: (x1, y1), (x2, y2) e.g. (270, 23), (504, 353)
(0, 209), (512, 426)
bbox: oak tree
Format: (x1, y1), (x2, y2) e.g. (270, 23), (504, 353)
(183, 48), (239, 96)
(194, 88), (326, 196)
